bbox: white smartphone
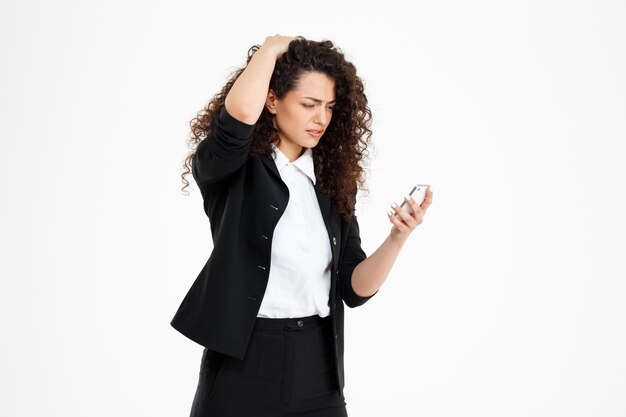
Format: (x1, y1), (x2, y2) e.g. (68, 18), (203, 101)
(396, 184), (429, 217)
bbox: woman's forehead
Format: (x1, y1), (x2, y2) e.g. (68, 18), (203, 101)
(292, 72), (336, 100)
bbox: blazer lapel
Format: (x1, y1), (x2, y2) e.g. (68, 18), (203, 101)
(260, 153), (284, 185)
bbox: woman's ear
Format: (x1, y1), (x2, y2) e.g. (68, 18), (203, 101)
(265, 89), (278, 115)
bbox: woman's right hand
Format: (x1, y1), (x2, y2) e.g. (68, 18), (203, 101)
(261, 34), (300, 59)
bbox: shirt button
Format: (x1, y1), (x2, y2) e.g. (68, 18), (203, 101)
(332, 237), (337, 245)
(297, 320), (304, 327)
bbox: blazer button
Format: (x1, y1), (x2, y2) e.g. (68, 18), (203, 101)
(332, 236), (337, 245)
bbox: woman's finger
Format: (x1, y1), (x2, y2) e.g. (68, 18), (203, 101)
(404, 196), (424, 222)
(387, 208), (410, 233)
(390, 202), (417, 229)
(401, 197), (425, 227)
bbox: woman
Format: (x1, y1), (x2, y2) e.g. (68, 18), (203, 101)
(171, 35), (433, 417)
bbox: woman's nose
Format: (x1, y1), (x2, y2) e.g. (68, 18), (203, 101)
(314, 107), (328, 126)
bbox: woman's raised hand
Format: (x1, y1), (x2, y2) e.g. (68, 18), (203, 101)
(261, 34), (300, 59)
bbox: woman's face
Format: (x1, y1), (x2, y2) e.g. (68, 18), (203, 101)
(266, 71), (336, 160)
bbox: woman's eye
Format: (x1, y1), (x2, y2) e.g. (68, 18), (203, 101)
(303, 104), (334, 110)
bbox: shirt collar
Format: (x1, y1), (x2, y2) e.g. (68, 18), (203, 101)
(271, 142), (316, 185)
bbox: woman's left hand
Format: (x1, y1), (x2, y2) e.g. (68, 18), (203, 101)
(387, 186), (433, 243)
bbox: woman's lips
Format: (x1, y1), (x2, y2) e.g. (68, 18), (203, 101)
(307, 130), (323, 137)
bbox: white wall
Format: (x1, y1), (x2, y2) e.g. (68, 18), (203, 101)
(1, 0), (624, 416)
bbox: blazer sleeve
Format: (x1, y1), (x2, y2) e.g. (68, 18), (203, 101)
(339, 214), (379, 308)
(192, 106), (256, 191)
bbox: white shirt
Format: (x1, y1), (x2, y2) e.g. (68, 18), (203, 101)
(256, 143), (333, 318)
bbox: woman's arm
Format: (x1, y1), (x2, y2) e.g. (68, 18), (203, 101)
(225, 35), (296, 124)
(351, 187), (434, 297)
(351, 234), (406, 297)
(192, 35), (296, 190)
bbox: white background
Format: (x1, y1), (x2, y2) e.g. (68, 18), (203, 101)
(1, 0), (625, 416)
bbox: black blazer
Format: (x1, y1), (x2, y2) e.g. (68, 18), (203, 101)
(170, 106), (378, 398)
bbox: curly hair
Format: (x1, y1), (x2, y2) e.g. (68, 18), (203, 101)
(180, 37), (373, 223)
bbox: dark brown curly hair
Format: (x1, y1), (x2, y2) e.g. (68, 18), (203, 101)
(180, 37), (373, 222)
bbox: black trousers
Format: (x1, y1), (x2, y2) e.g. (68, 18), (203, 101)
(189, 314), (348, 417)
